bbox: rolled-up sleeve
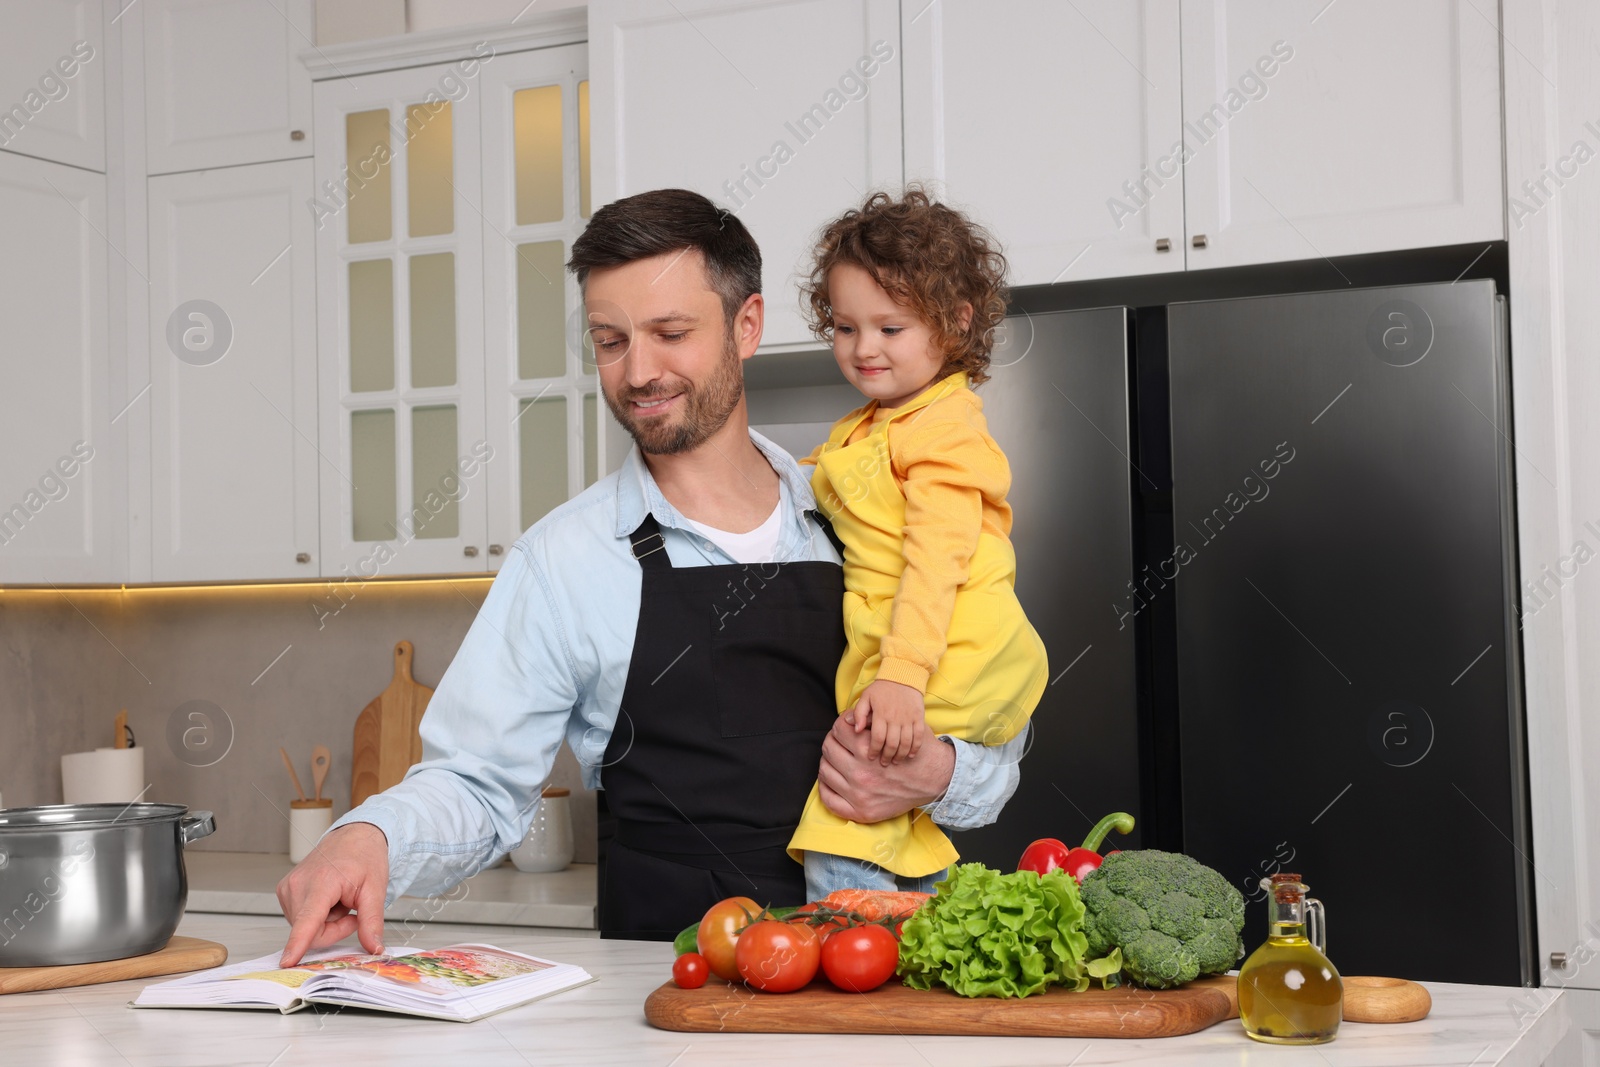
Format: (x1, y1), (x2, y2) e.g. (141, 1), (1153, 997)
(923, 732), (1024, 831)
(329, 543), (581, 903)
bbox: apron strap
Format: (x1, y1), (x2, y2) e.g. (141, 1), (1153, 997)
(628, 514), (671, 570)
(807, 509), (847, 558)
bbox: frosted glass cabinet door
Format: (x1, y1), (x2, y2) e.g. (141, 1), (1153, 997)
(148, 159), (319, 581)
(902, 0), (1185, 284)
(143, 0), (315, 174)
(1178, 0), (1504, 270)
(0, 153), (114, 582)
(314, 60), (488, 577)
(589, 0), (903, 348)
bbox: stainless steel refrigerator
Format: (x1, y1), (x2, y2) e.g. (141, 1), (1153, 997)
(957, 281), (1532, 987)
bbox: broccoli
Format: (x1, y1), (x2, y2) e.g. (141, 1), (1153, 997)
(1079, 849), (1246, 989)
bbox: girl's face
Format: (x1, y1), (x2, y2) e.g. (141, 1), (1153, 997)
(826, 263), (947, 408)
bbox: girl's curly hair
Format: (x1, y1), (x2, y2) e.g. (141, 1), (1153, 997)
(801, 186), (1009, 386)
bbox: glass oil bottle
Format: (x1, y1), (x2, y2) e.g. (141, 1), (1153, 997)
(1238, 872), (1342, 1044)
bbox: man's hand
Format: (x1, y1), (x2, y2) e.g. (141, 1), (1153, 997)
(850, 679), (926, 765)
(275, 822), (390, 967)
(818, 713), (954, 824)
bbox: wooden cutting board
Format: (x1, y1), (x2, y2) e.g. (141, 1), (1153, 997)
(0, 936), (227, 995)
(351, 640), (433, 807)
(646, 974), (1240, 1039)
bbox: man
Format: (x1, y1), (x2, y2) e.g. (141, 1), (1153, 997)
(276, 189), (1024, 962)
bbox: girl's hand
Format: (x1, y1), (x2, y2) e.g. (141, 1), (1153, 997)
(849, 679), (927, 765)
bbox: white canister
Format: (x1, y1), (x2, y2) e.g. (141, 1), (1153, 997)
(288, 798), (334, 863)
(509, 787), (574, 873)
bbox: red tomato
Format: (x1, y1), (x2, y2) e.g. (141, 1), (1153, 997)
(820, 923), (899, 993)
(734, 920), (821, 993)
(697, 896), (760, 981)
(1017, 838), (1072, 876)
(671, 952), (709, 989)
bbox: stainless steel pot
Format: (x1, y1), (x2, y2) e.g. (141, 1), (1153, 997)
(0, 803), (215, 967)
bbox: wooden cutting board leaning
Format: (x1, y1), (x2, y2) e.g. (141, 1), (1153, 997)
(0, 937), (227, 995)
(646, 974), (1241, 1039)
(351, 640), (433, 808)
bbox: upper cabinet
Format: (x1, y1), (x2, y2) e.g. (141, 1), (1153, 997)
(147, 159), (319, 582)
(900, 0), (1503, 286)
(1179, 0), (1504, 271)
(904, 1), (1185, 284)
(0, 0), (105, 171)
(0, 152), (116, 583)
(589, 0), (903, 348)
(143, 0), (314, 174)
(313, 45), (598, 578)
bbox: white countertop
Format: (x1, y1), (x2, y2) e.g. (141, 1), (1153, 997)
(0, 912), (1574, 1066)
(186, 850), (596, 930)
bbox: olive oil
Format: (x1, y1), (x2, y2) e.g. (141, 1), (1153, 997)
(1238, 874), (1342, 1045)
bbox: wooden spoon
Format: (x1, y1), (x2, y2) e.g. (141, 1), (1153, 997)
(114, 709), (127, 749)
(310, 745), (331, 803)
(280, 746), (308, 802)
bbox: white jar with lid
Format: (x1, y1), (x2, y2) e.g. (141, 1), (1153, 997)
(509, 786), (574, 873)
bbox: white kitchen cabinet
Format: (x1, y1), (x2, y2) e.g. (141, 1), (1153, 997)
(142, 0), (314, 175)
(147, 159), (319, 581)
(478, 45), (599, 565)
(313, 60), (489, 577)
(589, 0), (903, 349)
(903, 1), (1186, 285)
(1179, 0), (1503, 270)
(0, 0), (105, 171)
(0, 152), (116, 583)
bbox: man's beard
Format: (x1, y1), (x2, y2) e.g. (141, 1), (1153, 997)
(603, 333), (744, 455)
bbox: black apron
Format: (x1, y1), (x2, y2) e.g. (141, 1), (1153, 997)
(597, 512), (845, 940)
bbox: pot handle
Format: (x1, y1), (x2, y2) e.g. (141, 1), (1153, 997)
(180, 811), (216, 844)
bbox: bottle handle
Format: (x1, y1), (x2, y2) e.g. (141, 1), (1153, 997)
(1305, 896), (1327, 954)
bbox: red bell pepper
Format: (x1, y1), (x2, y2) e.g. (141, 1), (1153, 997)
(1018, 811), (1135, 882)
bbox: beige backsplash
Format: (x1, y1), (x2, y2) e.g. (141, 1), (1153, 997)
(0, 577), (597, 864)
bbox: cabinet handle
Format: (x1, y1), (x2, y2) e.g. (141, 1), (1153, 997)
(1192, 234), (1209, 249)
(1551, 952), (1570, 969)
(463, 546), (480, 558)
(290, 130), (305, 141)
(1155, 238), (1171, 252)
(295, 552), (311, 564)
(488, 544), (504, 556)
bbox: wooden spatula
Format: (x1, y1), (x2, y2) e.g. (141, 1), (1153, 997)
(351, 641), (434, 807)
(310, 745), (331, 803)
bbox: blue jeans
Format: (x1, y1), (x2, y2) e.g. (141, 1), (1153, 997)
(803, 850), (945, 902)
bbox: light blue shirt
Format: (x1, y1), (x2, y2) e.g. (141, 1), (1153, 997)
(335, 430), (1025, 904)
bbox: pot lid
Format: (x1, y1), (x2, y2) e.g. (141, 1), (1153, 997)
(0, 802), (192, 831)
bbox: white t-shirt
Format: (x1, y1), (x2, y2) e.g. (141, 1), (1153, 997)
(685, 499), (784, 564)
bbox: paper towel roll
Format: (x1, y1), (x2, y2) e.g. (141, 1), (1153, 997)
(61, 747), (146, 805)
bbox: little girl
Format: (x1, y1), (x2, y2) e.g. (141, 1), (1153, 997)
(788, 188), (1050, 900)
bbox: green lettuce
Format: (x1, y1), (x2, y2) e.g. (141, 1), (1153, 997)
(898, 863), (1117, 998)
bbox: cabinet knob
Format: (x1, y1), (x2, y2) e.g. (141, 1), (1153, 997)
(463, 546), (479, 558)
(295, 552), (311, 564)
(1155, 238), (1172, 252)
(1551, 952), (1570, 969)
(488, 544), (504, 556)
(1192, 234), (1209, 249)
(290, 130), (305, 141)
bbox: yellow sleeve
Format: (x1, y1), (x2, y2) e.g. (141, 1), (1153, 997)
(875, 396), (1011, 694)
(797, 439), (826, 468)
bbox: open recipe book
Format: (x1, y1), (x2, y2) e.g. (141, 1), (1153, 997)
(132, 944), (595, 1022)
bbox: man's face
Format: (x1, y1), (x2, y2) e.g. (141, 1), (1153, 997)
(584, 250), (760, 455)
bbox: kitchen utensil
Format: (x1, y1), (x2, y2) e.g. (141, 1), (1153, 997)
(279, 746), (307, 803)
(0, 803), (215, 967)
(0, 936), (227, 995)
(1239, 873), (1341, 1044)
(310, 744), (331, 802)
(351, 640), (432, 808)
(646, 974), (1239, 1038)
(60, 747), (144, 805)
(113, 709), (126, 749)
(508, 786), (574, 873)
(288, 798), (334, 863)
(1342, 977), (1432, 1023)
